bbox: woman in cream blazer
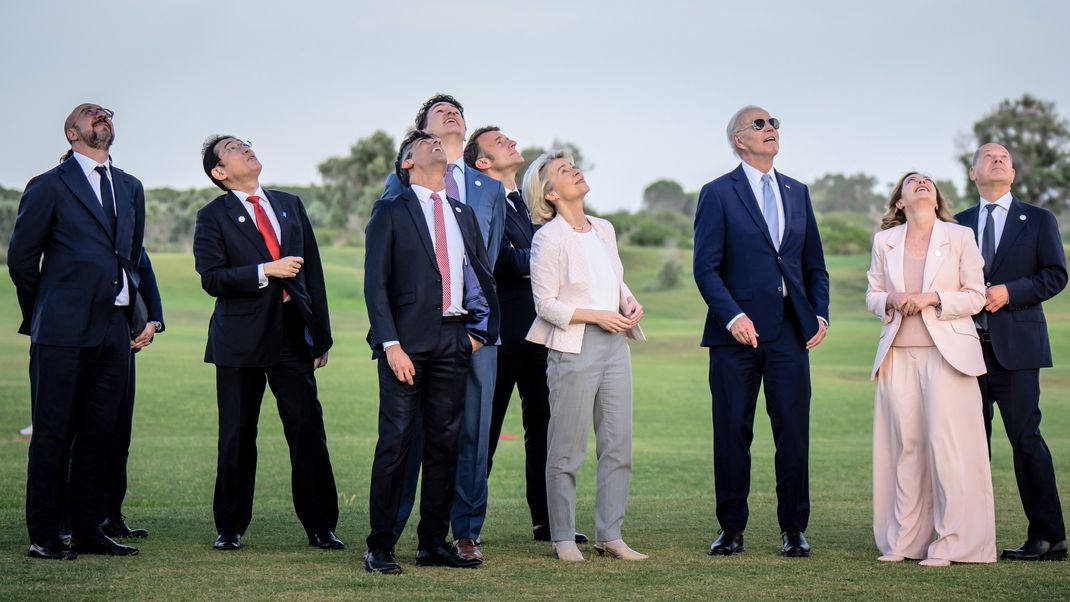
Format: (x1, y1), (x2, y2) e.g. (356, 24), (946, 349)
(523, 150), (646, 563)
(865, 172), (996, 567)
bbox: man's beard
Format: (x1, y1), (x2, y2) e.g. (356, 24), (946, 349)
(75, 122), (115, 150)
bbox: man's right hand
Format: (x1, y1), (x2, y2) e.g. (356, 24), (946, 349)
(264, 256), (304, 278)
(730, 315), (759, 348)
(386, 345), (415, 385)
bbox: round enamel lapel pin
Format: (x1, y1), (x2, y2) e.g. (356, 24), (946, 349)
(238, 216), (246, 223)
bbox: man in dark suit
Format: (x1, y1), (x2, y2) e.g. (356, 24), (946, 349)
(693, 105), (829, 558)
(463, 126), (588, 544)
(193, 135), (341, 552)
(382, 95), (506, 562)
(8, 103), (144, 559)
(363, 130), (498, 573)
(955, 143), (1067, 561)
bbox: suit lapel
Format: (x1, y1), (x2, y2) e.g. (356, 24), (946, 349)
(111, 167), (131, 249)
(225, 192), (273, 262)
(886, 225), (907, 293)
(922, 220), (950, 291)
(730, 166), (777, 251)
(269, 193), (300, 256)
(506, 201), (533, 245)
(59, 158), (113, 238)
(775, 171), (794, 248)
(989, 197), (1027, 275)
(402, 189), (439, 271)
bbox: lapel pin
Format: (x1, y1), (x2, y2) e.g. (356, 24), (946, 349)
(1019, 214), (1027, 221)
(238, 216), (246, 223)
(934, 250), (942, 257)
(785, 184), (791, 189)
(281, 211), (288, 218)
(475, 180), (482, 187)
(455, 206), (462, 213)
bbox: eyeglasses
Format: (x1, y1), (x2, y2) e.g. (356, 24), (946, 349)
(81, 106), (115, 120)
(737, 117), (780, 132)
(220, 139), (251, 157)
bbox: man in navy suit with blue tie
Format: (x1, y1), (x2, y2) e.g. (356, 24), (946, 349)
(693, 105), (829, 558)
(381, 95), (506, 562)
(194, 135), (341, 552)
(8, 103), (144, 559)
(955, 143), (1067, 561)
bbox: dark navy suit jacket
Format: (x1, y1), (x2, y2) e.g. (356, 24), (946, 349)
(383, 166), (506, 268)
(193, 190), (332, 367)
(364, 186), (498, 359)
(8, 155), (145, 346)
(693, 164), (829, 346)
(955, 197), (1067, 370)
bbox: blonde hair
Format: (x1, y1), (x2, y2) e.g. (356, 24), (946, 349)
(880, 171), (957, 230)
(522, 149), (573, 225)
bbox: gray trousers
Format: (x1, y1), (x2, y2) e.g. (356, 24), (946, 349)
(545, 326), (633, 542)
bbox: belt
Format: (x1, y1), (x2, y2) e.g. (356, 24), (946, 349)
(442, 315), (466, 324)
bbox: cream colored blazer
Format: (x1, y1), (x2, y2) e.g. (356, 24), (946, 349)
(526, 215), (646, 353)
(865, 219), (987, 380)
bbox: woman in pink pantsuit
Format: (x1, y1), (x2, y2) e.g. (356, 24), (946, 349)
(865, 172), (996, 567)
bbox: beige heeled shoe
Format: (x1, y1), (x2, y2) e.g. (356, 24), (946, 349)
(553, 540), (585, 562)
(919, 558), (950, 567)
(593, 539), (648, 560)
(877, 554), (905, 562)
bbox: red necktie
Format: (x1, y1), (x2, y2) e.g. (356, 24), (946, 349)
(246, 195), (286, 300)
(431, 192), (452, 313)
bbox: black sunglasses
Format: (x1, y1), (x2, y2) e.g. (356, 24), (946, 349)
(738, 117), (780, 132)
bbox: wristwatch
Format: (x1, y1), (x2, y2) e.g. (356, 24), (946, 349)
(150, 321), (163, 332)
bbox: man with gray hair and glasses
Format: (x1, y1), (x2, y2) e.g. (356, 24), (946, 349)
(693, 105), (829, 558)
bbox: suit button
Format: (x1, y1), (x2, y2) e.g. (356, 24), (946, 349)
(112, 280), (118, 285)
(986, 282), (992, 287)
(777, 286), (783, 292)
(777, 256), (782, 262)
(435, 304), (442, 310)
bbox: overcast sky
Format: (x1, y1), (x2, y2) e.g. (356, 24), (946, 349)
(2, 0), (1068, 212)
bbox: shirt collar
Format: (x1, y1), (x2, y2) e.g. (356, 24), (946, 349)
(978, 191), (1012, 212)
(231, 187), (268, 204)
(72, 151), (111, 178)
(449, 157), (466, 175)
(740, 160), (775, 188)
(411, 184), (446, 204)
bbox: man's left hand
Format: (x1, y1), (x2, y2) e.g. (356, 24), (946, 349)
(805, 318), (828, 350)
(985, 284), (1009, 313)
(314, 352), (328, 369)
(131, 322), (157, 349)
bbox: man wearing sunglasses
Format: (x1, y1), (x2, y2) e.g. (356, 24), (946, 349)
(9, 103), (146, 559)
(693, 106), (830, 558)
(193, 136), (342, 552)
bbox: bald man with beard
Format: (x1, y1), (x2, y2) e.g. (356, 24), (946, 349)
(8, 103), (146, 559)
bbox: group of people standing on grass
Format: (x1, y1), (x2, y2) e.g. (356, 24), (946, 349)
(7, 97), (1066, 572)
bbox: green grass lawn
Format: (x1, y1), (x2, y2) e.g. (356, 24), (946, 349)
(1, 247), (1068, 600)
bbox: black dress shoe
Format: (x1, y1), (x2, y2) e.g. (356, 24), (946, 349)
(213, 533), (241, 550)
(1001, 538), (1068, 561)
(28, 542), (76, 560)
(415, 544), (481, 568)
(781, 530), (811, 557)
(308, 531), (345, 549)
(533, 524), (590, 544)
(708, 529), (745, 556)
(102, 515), (149, 539)
(70, 534), (138, 556)
(363, 548), (402, 574)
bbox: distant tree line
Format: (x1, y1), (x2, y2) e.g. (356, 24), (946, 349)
(1, 94), (1067, 258)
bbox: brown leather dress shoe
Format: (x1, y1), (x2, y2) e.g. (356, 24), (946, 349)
(454, 537), (484, 563)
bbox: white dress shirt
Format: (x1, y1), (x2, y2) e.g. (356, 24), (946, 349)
(231, 187), (283, 290)
(976, 191), (1012, 251)
(72, 151), (129, 306)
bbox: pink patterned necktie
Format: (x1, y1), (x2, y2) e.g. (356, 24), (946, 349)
(431, 192), (451, 313)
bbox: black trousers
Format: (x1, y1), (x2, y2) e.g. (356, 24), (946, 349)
(105, 351), (138, 520)
(708, 302), (811, 533)
(979, 340), (1065, 541)
(367, 319), (471, 551)
(213, 304), (339, 537)
(488, 338), (551, 528)
(26, 308), (131, 547)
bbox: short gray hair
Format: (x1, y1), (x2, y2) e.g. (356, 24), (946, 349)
(726, 105), (764, 156)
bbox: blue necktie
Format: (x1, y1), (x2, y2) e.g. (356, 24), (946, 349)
(761, 174), (779, 248)
(976, 203), (998, 330)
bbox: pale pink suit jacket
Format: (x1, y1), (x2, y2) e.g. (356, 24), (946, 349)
(865, 219), (987, 380)
(526, 215), (646, 354)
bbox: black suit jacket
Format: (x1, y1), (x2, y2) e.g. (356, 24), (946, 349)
(193, 190), (332, 367)
(364, 187), (499, 359)
(495, 195), (538, 346)
(7, 155), (145, 346)
(955, 197), (1067, 369)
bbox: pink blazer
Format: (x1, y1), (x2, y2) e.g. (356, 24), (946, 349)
(865, 219), (987, 380)
(526, 215), (646, 353)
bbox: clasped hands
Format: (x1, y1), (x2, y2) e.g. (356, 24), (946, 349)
(885, 292), (940, 316)
(593, 297), (644, 334)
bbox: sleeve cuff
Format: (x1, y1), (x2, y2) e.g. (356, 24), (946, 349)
(725, 313), (745, 331)
(257, 264), (268, 289)
(383, 340), (399, 349)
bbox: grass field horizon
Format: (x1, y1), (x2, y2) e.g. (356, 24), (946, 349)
(1, 246), (1068, 600)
